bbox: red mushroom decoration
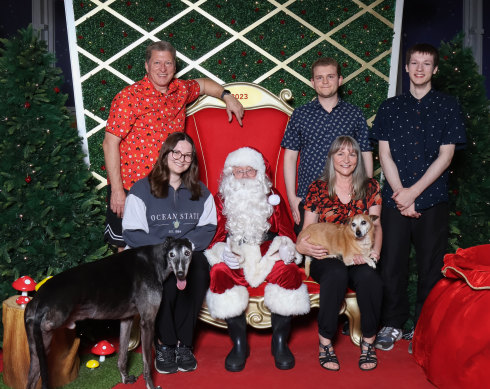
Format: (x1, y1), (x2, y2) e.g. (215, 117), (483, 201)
(16, 296), (31, 308)
(12, 276), (37, 296)
(91, 340), (116, 362)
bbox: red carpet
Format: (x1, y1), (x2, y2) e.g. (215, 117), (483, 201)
(109, 314), (435, 389)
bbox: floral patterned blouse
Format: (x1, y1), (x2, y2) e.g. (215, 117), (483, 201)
(304, 178), (382, 224)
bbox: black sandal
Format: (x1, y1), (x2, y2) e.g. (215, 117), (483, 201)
(319, 342), (340, 371)
(359, 339), (378, 371)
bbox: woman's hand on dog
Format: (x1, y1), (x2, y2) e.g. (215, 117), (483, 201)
(296, 234), (328, 259)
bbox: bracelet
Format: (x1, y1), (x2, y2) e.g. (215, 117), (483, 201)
(220, 89), (231, 99)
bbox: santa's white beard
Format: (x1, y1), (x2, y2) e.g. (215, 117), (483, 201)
(220, 174), (273, 245)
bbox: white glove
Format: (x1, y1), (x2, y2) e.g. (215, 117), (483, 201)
(279, 241), (295, 265)
(222, 238), (240, 269)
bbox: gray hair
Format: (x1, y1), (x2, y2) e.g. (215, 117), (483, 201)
(145, 41), (176, 63)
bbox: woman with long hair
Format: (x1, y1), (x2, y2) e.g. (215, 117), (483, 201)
(296, 135), (382, 371)
(122, 132), (217, 374)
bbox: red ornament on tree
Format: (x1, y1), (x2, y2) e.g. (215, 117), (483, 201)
(301, 9), (306, 15)
(149, 17), (155, 22)
(347, 90), (353, 95)
(166, 2), (171, 7)
(257, 59), (263, 64)
(101, 165), (106, 171)
(24, 101), (31, 109)
(127, 64), (132, 69)
(343, 7), (348, 12)
(100, 107), (106, 111)
(280, 20), (285, 25)
(280, 50), (285, 56)
(78, 35), (84, 40)
(363, 24), (368, 30)
(241, 51), (247, 56)
(365, 76), (371, 82)
(255, 7), (259, 12)
(279, 78), (285, 84)
(101, 80), (107, 85)
(365, 51), (371, 57)
(169, 33), (174, 37)
(231, 74), (237, 79)
(54, 87), (60, 93)
(364, 103), (371, 108)
(100, 48), (105, 54)
(455, 211), (462, 216)
(301, 63), (306, 68)
(218, 59), (222, 64)
(100, 22), (105, 27)
(25, 176), (32, 183)
(123, 32), (128, 37)
(329, 21), (335, 26)
(342, 34), (347, 39)
(342, 62), (348, 68)
(317, 51), (322, 56)
(259, 35), (264, 40)
(126, 1), (131, 5)
(189, 18), (194, 23)
(231, 19), (236, 25)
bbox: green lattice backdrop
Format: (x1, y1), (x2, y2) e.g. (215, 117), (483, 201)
(66, 0), (398, 188)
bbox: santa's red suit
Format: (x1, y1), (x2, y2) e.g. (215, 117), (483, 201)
(205, 155), (310, 321)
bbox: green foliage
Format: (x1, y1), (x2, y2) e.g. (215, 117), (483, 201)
(433, 33), (490, 251)
(0, 26), (110, 344)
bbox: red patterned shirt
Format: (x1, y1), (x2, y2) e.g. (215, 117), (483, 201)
(105, 75), (200, 190)
(304, 178), (382, 224)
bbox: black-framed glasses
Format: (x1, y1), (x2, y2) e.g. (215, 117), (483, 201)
(170, 149), (193, 163)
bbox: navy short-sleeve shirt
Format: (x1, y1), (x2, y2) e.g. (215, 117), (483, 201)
(281, 98), (371, 200)
(370, 89), (466, 211)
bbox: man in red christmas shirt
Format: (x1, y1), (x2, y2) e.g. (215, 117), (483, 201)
(103, 41), (244, 249)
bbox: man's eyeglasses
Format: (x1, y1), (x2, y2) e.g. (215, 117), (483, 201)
(232, 168), (257, 178)
(170, 150), (193, 163)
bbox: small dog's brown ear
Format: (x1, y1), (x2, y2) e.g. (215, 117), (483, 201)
(370, 215), (379, 222)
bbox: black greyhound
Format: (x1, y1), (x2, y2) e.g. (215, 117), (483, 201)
(24, 237), (193, 389)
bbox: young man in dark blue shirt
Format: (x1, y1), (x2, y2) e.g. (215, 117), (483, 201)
(281, 57), (373, 234)
(370, 43), (466, 352)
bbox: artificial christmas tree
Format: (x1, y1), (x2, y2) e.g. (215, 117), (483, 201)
(0, 26), (109, 343)
(433, 33), (490, 251)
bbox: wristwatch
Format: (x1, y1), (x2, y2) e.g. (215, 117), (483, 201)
(220, 89), (231, 99)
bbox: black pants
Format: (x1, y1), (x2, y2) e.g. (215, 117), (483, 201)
(155, 251), (210, 346)
(379, 203), (448, 329)
(310, 258), (382, 340)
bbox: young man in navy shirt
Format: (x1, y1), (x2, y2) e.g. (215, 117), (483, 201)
(370, 43), (466, 352)
(281, 57), (373, 234)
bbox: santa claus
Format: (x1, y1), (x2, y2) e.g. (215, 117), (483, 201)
(205, 147), (310, 372)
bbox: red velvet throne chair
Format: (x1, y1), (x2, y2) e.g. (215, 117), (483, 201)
(185, 83), (361, 346)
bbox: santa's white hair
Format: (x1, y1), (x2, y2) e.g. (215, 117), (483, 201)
(220, 148), (273, 245)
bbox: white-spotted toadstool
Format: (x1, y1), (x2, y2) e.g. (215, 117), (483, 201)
(91, 340), (115, 362)
(86, 359), (100, 370)
(12, 276), (36, 300)
(16, 296), (31, 308)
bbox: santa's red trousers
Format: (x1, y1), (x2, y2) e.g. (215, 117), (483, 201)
(209, 261), (303, 293)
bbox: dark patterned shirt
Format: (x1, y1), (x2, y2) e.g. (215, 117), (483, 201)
(106, 75), (200, 190)
(304, 178), (382, 224)
(281, 98), (371, 200)
(370, 89), (466, 211)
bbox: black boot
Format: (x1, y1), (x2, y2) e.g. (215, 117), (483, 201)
(225, 314), (248, 372)
(271, 313), (295, 370)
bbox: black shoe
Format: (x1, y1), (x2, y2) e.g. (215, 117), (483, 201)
(225, 314), (248, 372)
(154, 344), (178, 374)
(271, 313), (295, 370)
(176, 344), (197, 372)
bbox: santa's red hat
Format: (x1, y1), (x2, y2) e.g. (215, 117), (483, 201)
(224, 147), (266, 174)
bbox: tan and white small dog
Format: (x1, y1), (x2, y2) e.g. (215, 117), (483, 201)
(297, 214), (378, 278)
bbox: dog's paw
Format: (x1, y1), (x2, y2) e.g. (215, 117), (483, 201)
(123, 375), (137, 384)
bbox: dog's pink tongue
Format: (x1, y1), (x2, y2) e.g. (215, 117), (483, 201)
(176, 279), (187, 290)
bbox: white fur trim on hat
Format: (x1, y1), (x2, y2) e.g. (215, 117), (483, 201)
(224, 147), (266, 174)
